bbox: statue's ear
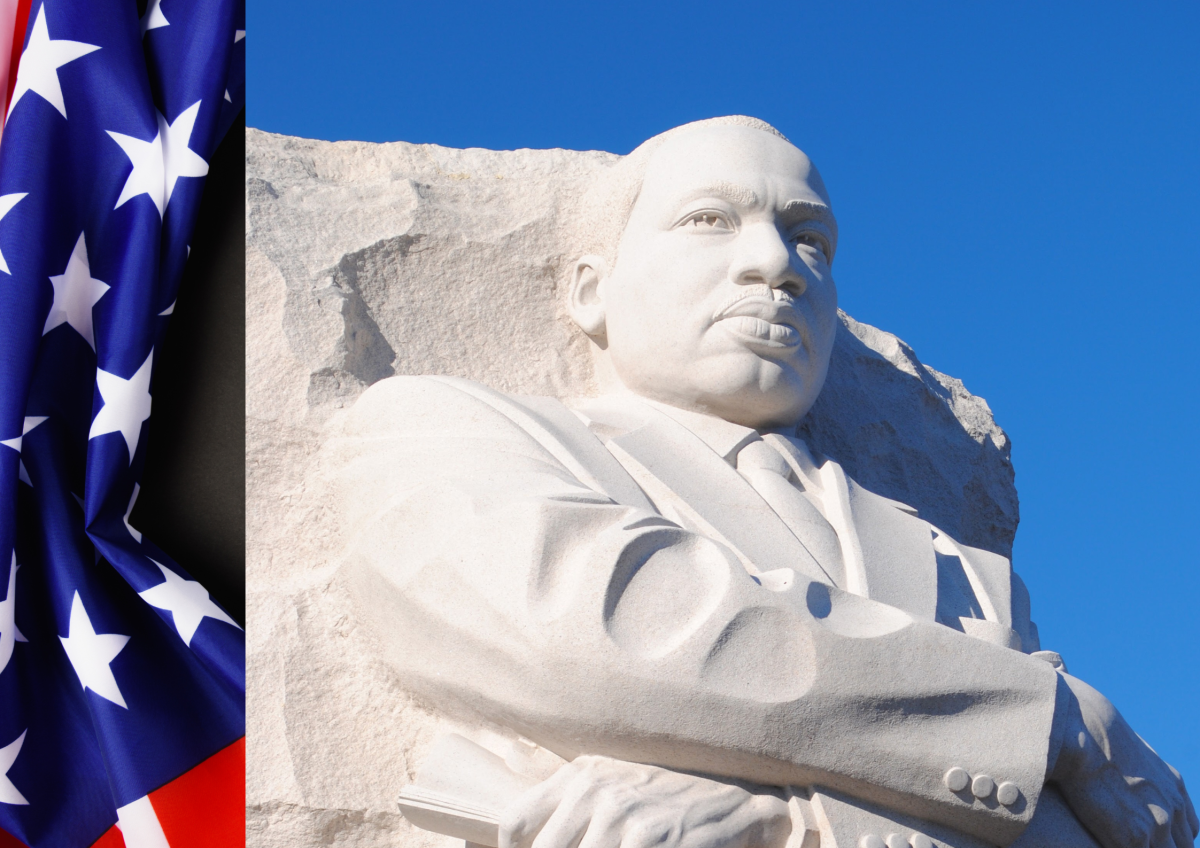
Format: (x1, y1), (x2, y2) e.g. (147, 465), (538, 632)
(568, 255), (608, 340)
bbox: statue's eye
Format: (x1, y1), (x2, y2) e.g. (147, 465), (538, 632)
(683, 212), (730, 230)
(793, 231), (830, 262)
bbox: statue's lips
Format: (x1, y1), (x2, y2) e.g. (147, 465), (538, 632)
(712, 298), (805, 349)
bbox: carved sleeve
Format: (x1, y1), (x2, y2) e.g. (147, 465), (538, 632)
(330, 376), (1060, 845)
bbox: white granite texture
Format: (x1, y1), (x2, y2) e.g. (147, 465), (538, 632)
(244, 126), (1170, 848)
(245, 128), (1020, 847)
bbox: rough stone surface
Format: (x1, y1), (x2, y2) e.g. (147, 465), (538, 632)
(245, 128), (1020, 848)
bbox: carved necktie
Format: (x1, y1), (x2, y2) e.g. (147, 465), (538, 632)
(735, 437), (845, 588)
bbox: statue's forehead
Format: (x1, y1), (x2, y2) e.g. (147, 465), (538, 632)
(639, 125), (832, 209)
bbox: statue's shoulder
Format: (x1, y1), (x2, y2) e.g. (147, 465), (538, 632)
(340, 375), (583, 454)
(347, 373), (499, 412)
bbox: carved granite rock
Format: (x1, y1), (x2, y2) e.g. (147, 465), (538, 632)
(245, 127), (1020, 848)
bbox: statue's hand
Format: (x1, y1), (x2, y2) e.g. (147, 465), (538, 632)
(1052, 673), (1198, 848)
(499, 755), (792, 848)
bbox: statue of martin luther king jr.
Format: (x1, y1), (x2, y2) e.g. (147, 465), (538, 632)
(328, 116), (1197, 848)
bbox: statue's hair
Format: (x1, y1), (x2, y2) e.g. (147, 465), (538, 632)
(577, 116), (791, 266)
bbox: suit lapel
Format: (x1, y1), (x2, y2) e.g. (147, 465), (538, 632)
(593, 402), (833, 584)
(938, 534), (1015, 631)
(575, 395), (972, 625)
(439, 382), (1018, 637)
(840, 471), (939, 620)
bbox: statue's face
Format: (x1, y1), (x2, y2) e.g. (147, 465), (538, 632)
(597, 125), (839, 429)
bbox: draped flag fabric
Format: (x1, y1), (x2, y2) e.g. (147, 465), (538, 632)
(0, 1), (246, 846)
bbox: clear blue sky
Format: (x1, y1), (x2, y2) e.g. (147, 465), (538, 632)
(249, 0), (1200, 797)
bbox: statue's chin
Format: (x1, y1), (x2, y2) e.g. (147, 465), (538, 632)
(701, 392), (813, 431)
(624, 383), (815, 431)
(603, 342), (826, 430)
(693, 365), (821, 430)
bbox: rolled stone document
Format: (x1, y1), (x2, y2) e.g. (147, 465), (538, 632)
(397, 734), (539, 847)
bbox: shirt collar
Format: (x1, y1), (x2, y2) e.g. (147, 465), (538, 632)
(593, 393), (809, 466)
(639, 399), (762, 465)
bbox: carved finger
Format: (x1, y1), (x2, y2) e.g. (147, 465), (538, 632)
(691, 794), (791, 848)
(742, 794), (793, 848)
(502, 765), (586, 848)
(623, 818), (683, 848)
(1062, 786), (1139, 848)
(574, 799), (629, 848)
(1146, 804), (1172, 848)
(679, 815), (764, 848)
(501, 798), (552, 848)
(503, 806), (551, 848)
(529, 778), (600, 848)
(1183, 783), (1199, 836)
(1170, 807), (1193, 848)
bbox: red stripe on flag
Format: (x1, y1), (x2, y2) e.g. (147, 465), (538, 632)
(2, 739), (245, 848)
(89, 827), (123, 848)
(147, 737), (244, 848)
(3, 0), (28, 112)
(85, 739), (245, 848)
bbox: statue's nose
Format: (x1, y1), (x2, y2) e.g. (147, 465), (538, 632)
(729, 222), (805, 294)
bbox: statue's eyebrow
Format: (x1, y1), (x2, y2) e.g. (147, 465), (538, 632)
(780, 199), (837, 233)
(674, 181), (761, 209)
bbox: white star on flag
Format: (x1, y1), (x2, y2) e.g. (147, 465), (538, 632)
(108, 101), (209, 219)
(0, 730), (29, 805)
(0, 193), (27, 275)
(43, 233), (109, 350)
(1, 416), (48, 486)
(140, 0), (169, 36)
(0, 553), (29, 676)
(7, 4), (100, 121)
(0, 416), (46, 454)
(139, 560), (240, 647)
(235, 29), (245, 42)
(59, 591), (130, 708)
(88, 350), (153, 464)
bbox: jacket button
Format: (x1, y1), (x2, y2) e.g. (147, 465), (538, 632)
(860, 836), (886, 848)
(910, 835), (933, 848)
(997, 781), (1020, 806)
(944, 767), (969, 792)
(971, 774), (995, 799)
(885, 834), (907, 848)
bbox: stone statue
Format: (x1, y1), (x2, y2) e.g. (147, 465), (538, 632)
(304, 117), (1195, 848)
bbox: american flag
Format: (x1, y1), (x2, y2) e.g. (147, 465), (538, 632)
(0, 0), (245, 846)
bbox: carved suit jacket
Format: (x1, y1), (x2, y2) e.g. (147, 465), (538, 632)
(330, 375), (1071, 846)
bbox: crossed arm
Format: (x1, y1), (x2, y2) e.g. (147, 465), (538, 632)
(496, 674), (1197, 848)
(332, 377), (1196, 848)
